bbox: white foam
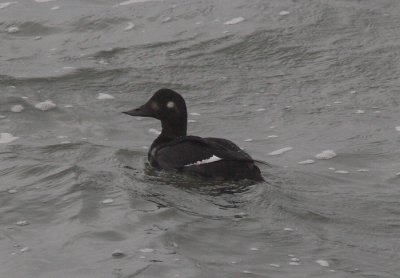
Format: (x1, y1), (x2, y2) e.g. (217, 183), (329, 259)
(291, 258), (300, 262)
(328, 167), (336, 170)
(16, 220), (29, 226)
(97, 93), (115, 100)
(102, 198), (114, 204)
(298, 159), (315, 165)
(333, 101), (342, 104)
(268, 147), (293, 156)
(0, 133), (18, 144)
(20, 247), (30, 252)
(335, 170), (349, 174)
(256, 108), (266, 112)
(244, 138), (253, 142)
(117, 0), (154, 6)
(396, 172), (400, 176)
(270, 264), (280, 268)
(189, 112), (200, 116)
(11, 104), (24, 112)
(357, 169), (369, 172)
(57, 135), (68, 139)
(249, 247), (259, 251)
(34, 36), (42, 40)
(315, 150), (336, 160)
(316, 259), (329, 267)
(139, 248), (154, 253)
(0, 2), (16, 9)
(284, 227), (293, 231)
(267, 135), (278, 138)
(124, 22), (135, 31)
(395, 126), (400, 132)
(188, 119), (197, 123)
(355, 110), (365, 114)
(35, 100), (57, 111)
(288, 262), (300, 266)
(0, 115), (6, 119)
(8, 189), (17, 194)
(50, 5), (59, 10)
(64, 104), (73, 108)
(7, 26), (19, 33)
(224, 17), (244, 25)
(185, 155), (222, 166)
(350, 90), (357, 94)
(279, 10), (290, 16)
(148, 128), (161, 135)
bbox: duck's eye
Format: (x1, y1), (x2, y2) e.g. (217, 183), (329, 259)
(166, 101), (175, 109)
(150, 101), (159, 110)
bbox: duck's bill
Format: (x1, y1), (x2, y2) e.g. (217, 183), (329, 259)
(122, 104), (152, 117)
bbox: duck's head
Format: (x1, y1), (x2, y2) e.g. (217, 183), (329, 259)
(123, 88), (187, 120)
(123, 88), (188, 136)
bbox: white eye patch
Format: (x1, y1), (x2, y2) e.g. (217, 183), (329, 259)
(166, 101), (175, 108)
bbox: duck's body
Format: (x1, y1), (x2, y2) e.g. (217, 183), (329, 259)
(123, 89), (264, 181)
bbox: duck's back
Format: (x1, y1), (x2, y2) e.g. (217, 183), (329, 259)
(149, 136), (263, 181)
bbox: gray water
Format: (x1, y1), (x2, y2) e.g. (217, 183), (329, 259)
(1, 0), (400, 277)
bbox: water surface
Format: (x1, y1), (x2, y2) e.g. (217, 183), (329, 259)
(1, 0), (400, 277)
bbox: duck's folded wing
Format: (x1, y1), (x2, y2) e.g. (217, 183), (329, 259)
(154, 136), (254, 170)
(204, 137), (252, 157)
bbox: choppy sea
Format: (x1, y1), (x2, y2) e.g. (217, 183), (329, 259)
(1, 0), (400, 277)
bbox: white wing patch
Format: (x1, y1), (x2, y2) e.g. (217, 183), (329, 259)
(184, 155), (222, 167)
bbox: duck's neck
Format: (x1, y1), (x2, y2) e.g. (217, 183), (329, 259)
(151, 118), (187, 148)
(161, 118), (187, 138)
